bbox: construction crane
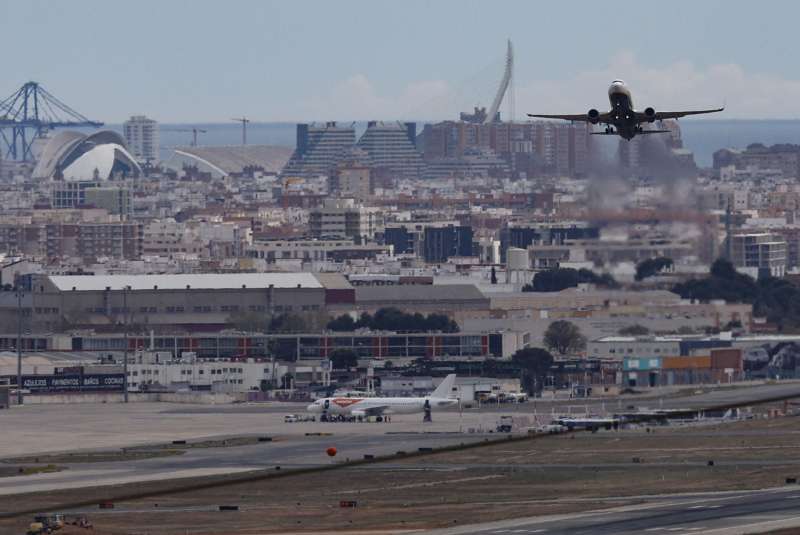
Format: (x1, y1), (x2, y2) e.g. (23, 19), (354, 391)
(0, 81), (103, 160)
(164, 127), (207, 147)
(231, 116), (250, 145)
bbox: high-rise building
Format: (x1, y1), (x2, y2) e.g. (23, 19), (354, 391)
(420, 120), (592, 178)
(423, 224), (473, 263)
(281, 122), (356, 178)
(356, 121), (424, 179)
(123, 115), (160, 164)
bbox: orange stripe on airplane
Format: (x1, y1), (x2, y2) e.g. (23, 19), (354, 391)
(332, 398), (363, 408)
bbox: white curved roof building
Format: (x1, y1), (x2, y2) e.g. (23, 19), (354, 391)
(33, 130), (142, 180)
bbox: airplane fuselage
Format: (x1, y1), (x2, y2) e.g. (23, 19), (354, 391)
(607, 80), (640, 140)
(307, 396), (457, 416)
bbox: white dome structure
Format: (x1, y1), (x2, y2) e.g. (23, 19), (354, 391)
(33, 130), (142, 181)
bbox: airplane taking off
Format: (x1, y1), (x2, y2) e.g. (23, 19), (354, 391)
(527, 80), (724, 140)
(307, 374), (458, 421)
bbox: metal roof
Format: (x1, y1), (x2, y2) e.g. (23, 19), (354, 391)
(355, 284), (488, 303)
(172, 145), (293, 174)
(49, 273), (324, 291)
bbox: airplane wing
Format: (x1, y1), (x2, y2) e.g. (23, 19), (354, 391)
(527, 112), (612, 124)
(639, 107), (724, 121)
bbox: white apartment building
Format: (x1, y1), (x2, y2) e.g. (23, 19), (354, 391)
(730, 232), (787, 278)
(246, 237), (391, 263)
(142, 219), (252, 258)
(308, 198), (384, 244)
(123, 115), (160, 164)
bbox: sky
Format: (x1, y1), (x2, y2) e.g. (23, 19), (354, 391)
(2, 0), (800, 123)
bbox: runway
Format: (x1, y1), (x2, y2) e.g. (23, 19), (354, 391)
(425, 486), (800, 534)
(2, 380), (800, 498)
(0, 431), (471, 496)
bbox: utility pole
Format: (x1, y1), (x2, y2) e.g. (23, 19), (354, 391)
(123, 285), (130, 403)
(231, 117), (250, 145)
(16, 288), (23, 405)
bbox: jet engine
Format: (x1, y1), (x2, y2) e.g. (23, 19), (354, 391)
(588, 108), (600, 124)
(644, 107), (656, 122)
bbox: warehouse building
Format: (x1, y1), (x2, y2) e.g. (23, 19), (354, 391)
(0, 272), (354, 332)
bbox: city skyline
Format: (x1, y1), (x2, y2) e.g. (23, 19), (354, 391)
(4, 0), (800, 122)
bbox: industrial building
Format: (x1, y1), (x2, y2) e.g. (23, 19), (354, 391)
(622, 348), (744, 387)
(0, 272), (354, 333)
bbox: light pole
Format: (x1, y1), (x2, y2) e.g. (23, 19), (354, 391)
(123, 285), (130, 403)
(16, 288), (23, 405)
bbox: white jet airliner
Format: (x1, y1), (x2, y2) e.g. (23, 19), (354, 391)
(307, 374), (458, 420)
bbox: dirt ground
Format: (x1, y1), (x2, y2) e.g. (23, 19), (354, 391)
(2, 415), (800, 534)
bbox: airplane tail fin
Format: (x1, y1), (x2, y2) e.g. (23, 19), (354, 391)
(431, 374), (457, 399)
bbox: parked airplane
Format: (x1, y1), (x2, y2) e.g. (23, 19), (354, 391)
(527, 79), (724, 140)
(553, 415), (620, 431)
(306, 374), (458, 421)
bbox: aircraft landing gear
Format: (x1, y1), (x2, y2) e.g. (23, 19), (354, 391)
(605, 126), (614, 134)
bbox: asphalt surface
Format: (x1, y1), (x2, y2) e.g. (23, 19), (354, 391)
(3, 381), (800, 497)
(425, 487), (800, 535)
(0, 431), (472, 496)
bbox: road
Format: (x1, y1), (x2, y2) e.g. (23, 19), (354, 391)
(425, 486), (800, 535)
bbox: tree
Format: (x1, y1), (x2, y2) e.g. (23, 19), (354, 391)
(618, 324), (650, 336)
(345, 308), (459, 333)
(544, 320), (587, 355)
(511, 347), (554, 393)
(329, 348), (359, 370)
(229, 311), (269, 332)
(672, 258), (759, 304)
(635, 257), (674, 281)
(526, 268), (579, 292)
(327, 314), (356, 331)
(269, 313), (308, 333)
(524, 268), (617, 292)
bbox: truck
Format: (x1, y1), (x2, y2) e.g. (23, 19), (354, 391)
(27, 514), (64, 534)
(496, 415), (514, 433)
(27, 513), (91, 534)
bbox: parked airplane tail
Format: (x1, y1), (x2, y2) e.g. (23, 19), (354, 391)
(431, 374), (457, 399)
